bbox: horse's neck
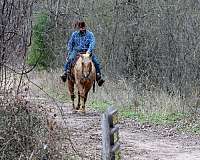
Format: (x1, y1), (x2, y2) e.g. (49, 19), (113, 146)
(74, 57), (83, 76)
(75, 57), (94, 74)
(75, 57), (83, 69)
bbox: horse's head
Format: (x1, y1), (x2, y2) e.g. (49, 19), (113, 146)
(81, 53), (92, 79)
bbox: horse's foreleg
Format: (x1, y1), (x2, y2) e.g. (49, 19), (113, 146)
(71, 95), (75, 109)
(78, 92), (86, 113)
(83, 92), (89, 109)
(76, 91), (80, 110)
(79, 94), (84, 110)
(68, 80), (75, 110)
(79, 91), (89, 113)
(76, 83), (84, 112)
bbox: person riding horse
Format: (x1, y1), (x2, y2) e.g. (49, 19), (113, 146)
(61, 21), (105, 86)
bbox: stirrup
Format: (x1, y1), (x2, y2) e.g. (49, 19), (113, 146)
(96, 73), (101, 80)
(96, 73), (105, 86)
(60, 72), (68, 82)
(97, 79), (105, 86)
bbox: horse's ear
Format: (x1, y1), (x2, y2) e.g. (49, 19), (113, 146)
(80, 54), (84, 59)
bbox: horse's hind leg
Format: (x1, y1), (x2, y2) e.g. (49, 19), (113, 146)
(83, 92), (89, 110)
(71, 95), (75, 109)
(76, 91), (81, 110)
(68, 80), (75, 110)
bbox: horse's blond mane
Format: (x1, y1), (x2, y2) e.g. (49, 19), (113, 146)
(82, 54), (91, 63)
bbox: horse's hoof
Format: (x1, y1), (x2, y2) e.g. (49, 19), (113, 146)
(72, 109), (77, 114)
(77, 109), (86, 115)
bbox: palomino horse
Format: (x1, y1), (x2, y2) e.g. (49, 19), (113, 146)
(67, 52), (96, 113)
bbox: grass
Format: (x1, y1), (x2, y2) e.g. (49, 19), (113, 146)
(189, 125), (200, 134)
(90, 101), (200, 134)
(89, 100), (112, 112)
(39, 82), (71, 102)
(44, 85), (200, 134)
(179, 125), (200, 134)
(46, 87), (70, 102)
(90, 101), (187, 125)
(30, 70), (200, 135)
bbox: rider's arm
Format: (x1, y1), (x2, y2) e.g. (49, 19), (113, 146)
(87, 32), (95, 54)
(67, 32), (76, 52)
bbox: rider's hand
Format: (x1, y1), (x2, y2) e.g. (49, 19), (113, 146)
(85, 51), (90, 57)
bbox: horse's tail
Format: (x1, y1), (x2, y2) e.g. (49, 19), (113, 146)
(93, 80), (95, 93)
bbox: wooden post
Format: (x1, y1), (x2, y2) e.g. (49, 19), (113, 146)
(102, 106), (121, 160)
(102, 112), (111, 160)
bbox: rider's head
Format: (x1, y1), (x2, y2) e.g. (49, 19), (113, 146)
(78, 21), (86, 33)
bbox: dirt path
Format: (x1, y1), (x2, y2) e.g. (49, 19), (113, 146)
(29, 95), (200, 160)
(120, 120), (200, 160)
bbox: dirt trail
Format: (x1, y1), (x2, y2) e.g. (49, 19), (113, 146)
(120, 120), (200, 160)
(30, 96), (200, 160)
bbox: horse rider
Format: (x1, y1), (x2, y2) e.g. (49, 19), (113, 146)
(61, 21), (105, 86)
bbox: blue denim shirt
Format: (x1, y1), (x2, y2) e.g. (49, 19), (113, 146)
(67, 30), (95, 53)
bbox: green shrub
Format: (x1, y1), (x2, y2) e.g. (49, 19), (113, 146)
(27, 12), (54, 70)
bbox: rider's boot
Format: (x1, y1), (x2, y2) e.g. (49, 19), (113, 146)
(60, 70), (69, 82)
(96, 72), (105, 86)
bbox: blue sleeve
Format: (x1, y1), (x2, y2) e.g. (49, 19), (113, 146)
(67, 32), (75, 52)
(87, 32), (95, 53)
